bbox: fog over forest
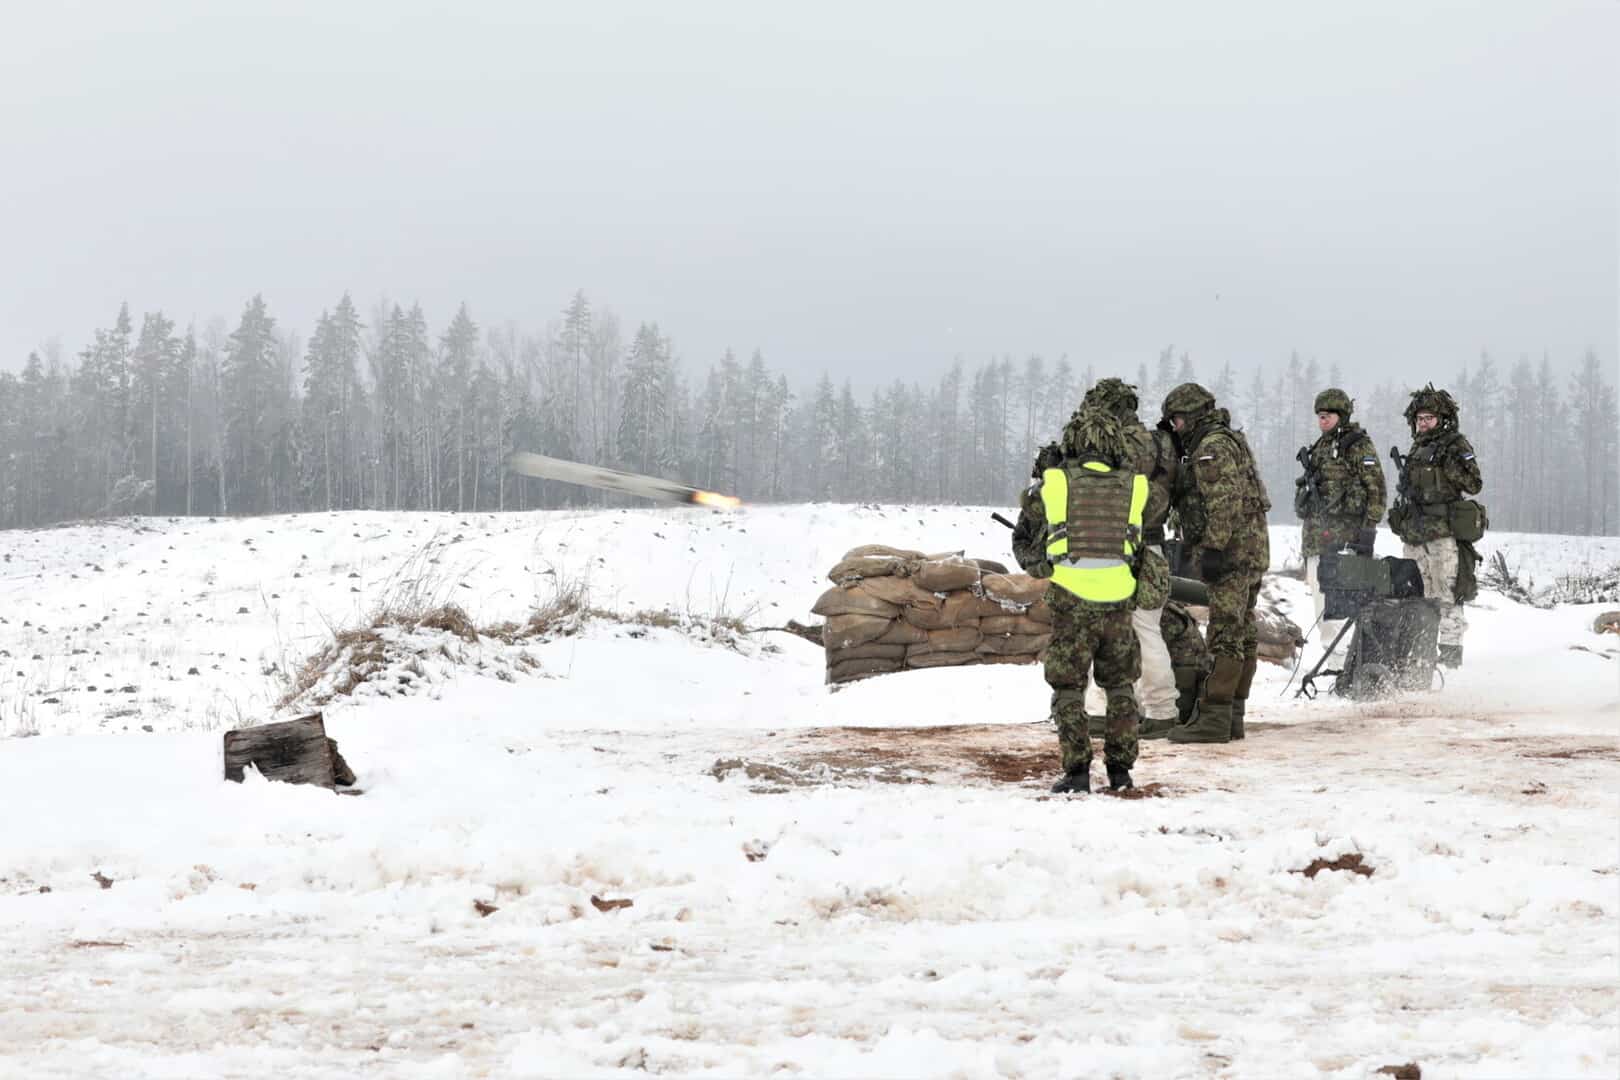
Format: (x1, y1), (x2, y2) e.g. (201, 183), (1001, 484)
(1, 2), (1614, 533)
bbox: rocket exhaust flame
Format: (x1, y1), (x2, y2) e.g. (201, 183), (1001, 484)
(505, 452), (742, 510)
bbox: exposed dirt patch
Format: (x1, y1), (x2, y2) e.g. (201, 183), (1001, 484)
(1519, 744), (1620, 761)
(1375, 1064), (1421, 1080)
(1295, 853), (1373, 879)
(1103, 782), (1170, 800)
(714, 724), (1190, 795)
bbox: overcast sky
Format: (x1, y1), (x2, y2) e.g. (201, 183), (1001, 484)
(3, 0), (1614, 389)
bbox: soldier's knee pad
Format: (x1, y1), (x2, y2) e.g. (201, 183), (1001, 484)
(1051, 687), (1087, 713)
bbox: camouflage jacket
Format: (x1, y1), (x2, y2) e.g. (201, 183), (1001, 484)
(1172, 409), (1271, 571)
(1389, 429), (1483, 543)
(1296, 422), (1387, 556)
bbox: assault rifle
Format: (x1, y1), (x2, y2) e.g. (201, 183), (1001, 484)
(1389, 445), (1422, 537)
(1294, 445), (1323, 518)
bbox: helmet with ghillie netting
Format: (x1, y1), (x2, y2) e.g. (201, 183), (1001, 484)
(1082, 377), (1140, 421)
(1403, 383), (1459, 432)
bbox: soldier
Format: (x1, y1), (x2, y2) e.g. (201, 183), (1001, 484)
(1295, 387), (1387, 664)
(1160, 382), (1271, 743)
(1388, 384), (1484, 667)
(1080, 378), (1182, 739)
(1011, 400), (1149, 794)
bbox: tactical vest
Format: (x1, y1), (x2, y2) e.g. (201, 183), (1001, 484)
(1402, 432), (1465, 508)
(1039, 458), (1149, 604)
(1299, 424), (1373, 520)
(1174, 423), (1270, 546)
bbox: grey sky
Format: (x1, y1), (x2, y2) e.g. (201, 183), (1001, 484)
(4, 0), (1614, 388)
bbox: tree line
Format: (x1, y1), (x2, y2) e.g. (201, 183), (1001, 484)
(0, 292), (1614, 536)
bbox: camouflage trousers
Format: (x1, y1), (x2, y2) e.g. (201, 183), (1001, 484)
(1206, 567), (1262, 662)
(1044, 591), (1140, 772)
(1404, 539), (1466, 647)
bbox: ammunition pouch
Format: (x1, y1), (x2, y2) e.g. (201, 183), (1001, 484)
(1448, 499), (1488, 543)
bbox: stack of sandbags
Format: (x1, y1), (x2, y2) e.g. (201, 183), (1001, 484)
(813, 545), (1053, 685)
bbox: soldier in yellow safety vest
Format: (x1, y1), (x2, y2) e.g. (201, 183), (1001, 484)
(1011, 401), (1149, 794)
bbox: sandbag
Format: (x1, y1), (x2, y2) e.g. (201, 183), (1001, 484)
(826, 642), (908, 664)
(1023, 600), (1053, 625)
(976, 632), (1051, 656)
(823, 613), (895, 649)
(856, 575), (944, 609)
(904, 649), (979, 669)
(979, 614), (1053, 637)
(971, 558), (1010, 575)
(842, 543), (925, 561)
(901, 591), (989, 630)
(912, 558), (982, 591)
(909, 626), (983, 654)
(811, 585), (902, 619)
(827, 556), (906, 584)
(980, 573), (1048, 607)
(873, 620), (929, 645)
(829, 657), (905, 682)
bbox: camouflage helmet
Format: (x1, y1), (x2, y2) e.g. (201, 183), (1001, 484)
(1312, 387), (1354, 419)
(1161, 381), (1216, 422)
(1403, 383), (1459, 431)
(1082, 377), (1140, 420)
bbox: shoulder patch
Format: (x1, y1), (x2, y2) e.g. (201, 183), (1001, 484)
(1361, 456), (1377, 465)
(1460, 452), (1475, 461)
(1197, 455), (1215, 462)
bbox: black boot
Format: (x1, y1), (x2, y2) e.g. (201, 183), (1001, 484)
(1106, 763), (1133, 791)
(1438, 644), (1463, 668)
(1050, 768), (1091, 795)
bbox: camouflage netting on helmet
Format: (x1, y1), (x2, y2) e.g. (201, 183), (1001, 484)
(1082, 377), (1140, 420)
(1312, 387), (1354, 419)
(1403, 382), (1459, 430)
(1059, 404), (1130, 465)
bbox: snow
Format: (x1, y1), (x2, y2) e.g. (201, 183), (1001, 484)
(2, 506), (1617, 1078)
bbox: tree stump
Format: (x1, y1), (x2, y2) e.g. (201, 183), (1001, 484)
(223, 712), (356, 789)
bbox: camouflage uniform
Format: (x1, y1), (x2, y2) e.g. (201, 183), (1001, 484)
(1010, 403), (1144, 790)
(1389, 385), (1484, 664)
(1044, 587), (1140, 776)
(1160, 600), (1210, 725)
(1083, 379), (1178, 729)
(1296, 388), (1387, 661)
(1161, 382), (1271, 743)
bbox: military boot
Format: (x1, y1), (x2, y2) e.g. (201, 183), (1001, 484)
(1139, 713), (1177, 740)
(1106, 763), (1133, 791)
(1169, 656), (1241, 744)
(1230, 655), (1258, 741)
(1050, 768), (1091, 795)
(1146, 667), (1202, 740)
(1438, 644), (1463, 669)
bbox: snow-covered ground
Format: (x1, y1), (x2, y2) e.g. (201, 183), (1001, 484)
(2, 506), (1617, 1078)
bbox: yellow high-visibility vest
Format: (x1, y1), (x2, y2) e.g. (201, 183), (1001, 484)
(1039, 460), (1148, 603)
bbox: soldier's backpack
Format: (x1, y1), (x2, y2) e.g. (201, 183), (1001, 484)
(1332, 597), (1441, 699)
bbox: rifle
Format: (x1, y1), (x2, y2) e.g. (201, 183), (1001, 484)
(1294, 444), (1327, 519)
(1389, 445), (1420, 536)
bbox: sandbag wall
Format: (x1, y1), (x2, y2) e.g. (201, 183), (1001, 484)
(813, 545), (1052, 685)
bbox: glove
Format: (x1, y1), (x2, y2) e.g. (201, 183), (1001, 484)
(1198, 547), (1229, 583)
(1352, 527), (1378, 557)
